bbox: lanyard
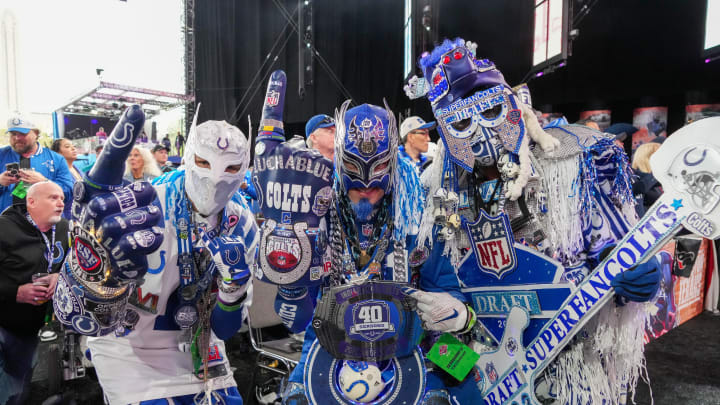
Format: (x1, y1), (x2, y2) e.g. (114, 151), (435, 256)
(173, 189), (222, 329)
(25, 212), (56, 274)
(175, 192), (197, 287)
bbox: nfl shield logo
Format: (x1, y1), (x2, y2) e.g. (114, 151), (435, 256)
(485, 362), (499, 384)
(362, 223), (373, 237)
(465, 209), (517, 279)
(266, 90), (280, 107)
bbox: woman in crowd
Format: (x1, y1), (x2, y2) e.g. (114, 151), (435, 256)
(123, 146), (162, 183)
(632, 141), (663, 216)
(51, 138), (83, 218)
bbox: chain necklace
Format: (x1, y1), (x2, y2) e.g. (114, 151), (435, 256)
(468, 167), (504, 218)
(336, 192), (392, 268)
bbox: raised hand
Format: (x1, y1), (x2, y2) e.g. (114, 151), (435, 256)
(253, 70), (334, 288)
(198, 227), (250, 285)
(69, 105), (164, 286)
(73, 181), (164, 284)
(54, 105), (164, 337)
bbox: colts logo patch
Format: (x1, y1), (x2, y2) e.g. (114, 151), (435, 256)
(465, 209), (517, 279)
(348, 116), (385, 158)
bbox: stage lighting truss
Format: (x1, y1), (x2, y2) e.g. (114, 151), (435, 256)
(58, 81), (194, 119)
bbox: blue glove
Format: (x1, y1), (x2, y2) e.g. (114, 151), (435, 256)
(54, 106), (164, 338)
(199, 228), (251, 284)
(69, 106), (164, 286)
(78, 181), (164, 284)
(611, 256), (662, 303)
(274, 285), (316, 333)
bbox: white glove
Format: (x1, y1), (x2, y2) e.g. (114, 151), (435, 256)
(404, 288), (468, 333)
(217, 278), (251, 304)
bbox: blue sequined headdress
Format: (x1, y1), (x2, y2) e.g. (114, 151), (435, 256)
(416, 38), (528, 172)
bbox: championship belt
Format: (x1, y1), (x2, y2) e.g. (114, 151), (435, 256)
(253, 70), (333, 287)
(311, 281), (423, 362)
(54, 225), (130, 337)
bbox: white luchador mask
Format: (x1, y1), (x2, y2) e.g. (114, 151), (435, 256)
(183, 117), (250, 217)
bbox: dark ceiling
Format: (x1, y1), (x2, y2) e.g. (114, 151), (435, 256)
(195, 0), (719, 136)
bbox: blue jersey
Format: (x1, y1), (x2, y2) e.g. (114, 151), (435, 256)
(398, 145), (429, 174)
(0, 144), (74, 212)
(60, 170), (258, 404)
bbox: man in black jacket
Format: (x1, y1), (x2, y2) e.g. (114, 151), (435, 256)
(0, 181), (69, 405)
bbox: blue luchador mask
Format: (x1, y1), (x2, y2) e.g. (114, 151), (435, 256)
(419, 38), (526, 171)
(334, 101), (398, 194)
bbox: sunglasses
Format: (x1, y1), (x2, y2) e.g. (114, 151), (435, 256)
(319, 116), (335, 126)
(409, 129), (430, 136)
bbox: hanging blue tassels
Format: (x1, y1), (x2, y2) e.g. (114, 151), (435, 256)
(393, 157), (426, 240)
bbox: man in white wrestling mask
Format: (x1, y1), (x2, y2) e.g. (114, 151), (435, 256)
(54, 105), (258, 405)
(184, 119), (249, 219)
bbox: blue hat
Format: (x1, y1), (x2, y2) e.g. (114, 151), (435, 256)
(6, 115), (38, 134)
(305, 114), (335, 137)
(419, 38), (508, 111)
(605, 123), (638, 141)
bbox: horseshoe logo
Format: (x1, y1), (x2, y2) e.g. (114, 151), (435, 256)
(53, 241), (64, 263)
(258, 220), (311, 285)
(147, 250), (166, 274)
(224, 246), (243, 266)
(217, 137), (229, 150)
(683, 147), (707, 167)
(109, 123), (135, 148)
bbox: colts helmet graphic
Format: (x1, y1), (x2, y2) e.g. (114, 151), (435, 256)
(667, 145), (720, 214)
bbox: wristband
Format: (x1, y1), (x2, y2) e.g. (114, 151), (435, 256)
(217, 278), (250, 304)
(458, 303), (476, 334)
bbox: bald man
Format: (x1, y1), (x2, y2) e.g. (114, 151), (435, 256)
(0, 181), (70, 405)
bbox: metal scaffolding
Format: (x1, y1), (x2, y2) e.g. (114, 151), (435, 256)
(57, 81), (193, 120)
(183, 0), (196, 134)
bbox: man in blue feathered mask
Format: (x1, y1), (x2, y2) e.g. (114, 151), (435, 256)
(405, 38), (663, 404)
